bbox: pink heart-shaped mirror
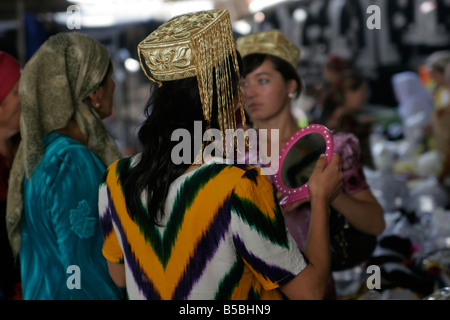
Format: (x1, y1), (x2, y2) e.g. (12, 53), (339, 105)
(273, 124), (334, 207)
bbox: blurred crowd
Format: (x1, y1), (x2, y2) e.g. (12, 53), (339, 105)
(304, 50), (450, 300)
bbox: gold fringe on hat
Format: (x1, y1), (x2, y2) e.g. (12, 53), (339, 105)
(137, 9), (247, 156)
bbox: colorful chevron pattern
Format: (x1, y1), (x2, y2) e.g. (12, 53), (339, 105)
(99, 156), (307, 300)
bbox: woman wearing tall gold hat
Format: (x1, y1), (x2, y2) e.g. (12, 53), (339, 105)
(99, 9), (342, 300)
(237, 30), (385, 299)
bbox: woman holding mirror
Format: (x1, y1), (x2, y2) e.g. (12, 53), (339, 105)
(237, 30), (385, 299)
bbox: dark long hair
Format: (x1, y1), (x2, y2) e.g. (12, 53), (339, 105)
(121, 53), (242, 226)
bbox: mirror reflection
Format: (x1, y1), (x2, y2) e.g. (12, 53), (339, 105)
(280, 132), (327, 188)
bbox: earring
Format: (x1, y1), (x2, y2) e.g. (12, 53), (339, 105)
(94, 103), (101, 109)
(288, 92), (295, 99)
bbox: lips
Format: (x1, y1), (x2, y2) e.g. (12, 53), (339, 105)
(246, 103), (263, 112)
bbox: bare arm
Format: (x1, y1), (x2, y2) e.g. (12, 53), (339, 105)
(107, 260), (126, 288)
(280, 198), (331, 299)
(280, 153), (342, 299)
(331, 189), (385, 235)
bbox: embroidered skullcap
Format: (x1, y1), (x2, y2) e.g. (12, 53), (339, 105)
(137, 9), (247, 142)
(236, 30), (300, 71)
(0, 51), (21, 104)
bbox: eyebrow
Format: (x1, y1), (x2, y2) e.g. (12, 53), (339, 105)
(253, 71), (272, 77)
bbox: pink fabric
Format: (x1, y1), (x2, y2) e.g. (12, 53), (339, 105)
(283, 132), (369, 250)
(0, 51), (21, 104)
(241, 128), (369, 299)
(282, 132), (369, 299)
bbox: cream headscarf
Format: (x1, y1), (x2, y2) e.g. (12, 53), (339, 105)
(6, 32), (122, 257)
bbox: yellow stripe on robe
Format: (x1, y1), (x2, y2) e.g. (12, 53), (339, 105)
(107, 163), (246, 299)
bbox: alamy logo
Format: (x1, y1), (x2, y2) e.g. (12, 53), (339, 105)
(66, 5), (81, 30)
(171, 121), (279, 175)
(66, 265), (81, 290)
(366, 5), (381, 30)
(366, 265), (381, 289)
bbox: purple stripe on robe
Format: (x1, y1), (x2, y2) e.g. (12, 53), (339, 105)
(105, 186), (162, 299)
(172, 194), (233, 299)
(232, 235), (296, 286)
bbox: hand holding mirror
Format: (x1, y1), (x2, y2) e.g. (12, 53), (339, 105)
(273, 124), (334, 207)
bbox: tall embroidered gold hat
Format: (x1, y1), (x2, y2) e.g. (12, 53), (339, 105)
(138, 9), (246, 141)
(236, 29), (300, 71)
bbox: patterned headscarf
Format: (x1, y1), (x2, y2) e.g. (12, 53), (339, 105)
(6, 32), (122, 257)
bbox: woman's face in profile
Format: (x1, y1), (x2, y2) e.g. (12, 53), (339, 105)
(95, 66), (116, 119)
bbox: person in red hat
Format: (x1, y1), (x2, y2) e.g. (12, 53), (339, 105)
(0, 50), (22, 300)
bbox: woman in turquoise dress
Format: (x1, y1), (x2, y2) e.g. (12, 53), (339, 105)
(6, 32), (124, 300)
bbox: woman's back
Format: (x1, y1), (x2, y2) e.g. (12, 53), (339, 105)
(100, 156), (306, 300)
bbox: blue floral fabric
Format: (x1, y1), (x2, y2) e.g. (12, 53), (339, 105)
(70, 200), (96, 239)
(19, 132), (123, 300)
